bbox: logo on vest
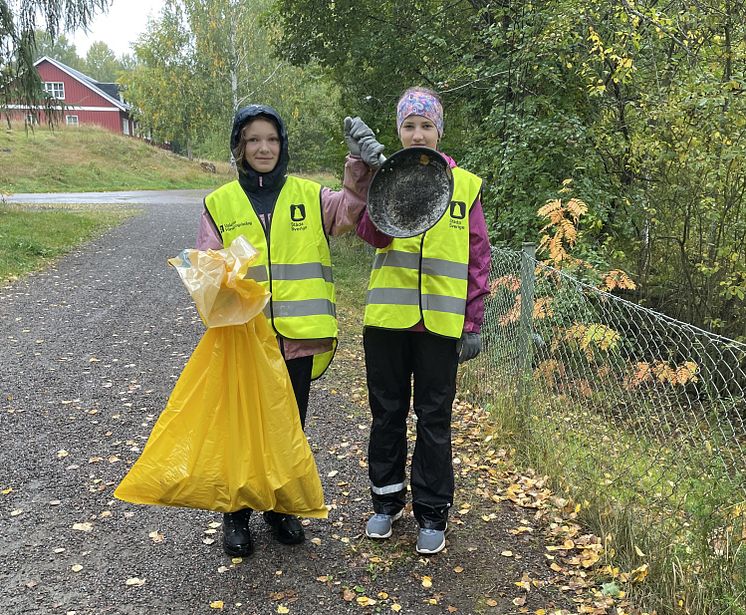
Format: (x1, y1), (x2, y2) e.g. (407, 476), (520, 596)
(449, 200), (466, 230)
(290, 203), (308, 231)
(219, 219), (253, 234)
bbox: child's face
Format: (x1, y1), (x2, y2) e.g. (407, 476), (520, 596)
(398, 115), (439, 149)
(241, 118), (281, 173)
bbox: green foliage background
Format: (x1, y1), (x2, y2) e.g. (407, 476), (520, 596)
(273, 0), (746, 341)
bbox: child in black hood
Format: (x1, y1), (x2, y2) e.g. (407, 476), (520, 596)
(197, 104), (383, 557)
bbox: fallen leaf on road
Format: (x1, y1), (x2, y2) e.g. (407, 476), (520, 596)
(149, 531), (164, 543)
(125, 577), (145, 586)
(422, 576), (432, 588)
(209, 600), (224, 609)
(72, 522), (93, 532)
(71, 564), (83, 573)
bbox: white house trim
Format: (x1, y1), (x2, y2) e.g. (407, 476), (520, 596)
(4, 104), (121, 112)
(34, 56), (130, 112)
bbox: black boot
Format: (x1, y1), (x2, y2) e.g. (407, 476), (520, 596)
(262, 511), (305, 545)
(222, 508), (254, 557)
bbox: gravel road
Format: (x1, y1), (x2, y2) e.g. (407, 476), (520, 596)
(0, 192), (572, 615)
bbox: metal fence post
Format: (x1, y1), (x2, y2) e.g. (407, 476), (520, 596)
(518, 243), (537, 405)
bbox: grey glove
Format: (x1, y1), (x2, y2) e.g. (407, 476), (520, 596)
(458, 332), (481, 364)
(344, 116), (385, 168)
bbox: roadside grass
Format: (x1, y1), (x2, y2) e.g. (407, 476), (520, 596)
(0, 125), (234, 193)
(0, 124), (343, 194)
(467, 372), (746, 615)
(0, 204), (135, 282)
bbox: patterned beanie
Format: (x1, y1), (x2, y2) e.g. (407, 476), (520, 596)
(396, 89), (444, 137)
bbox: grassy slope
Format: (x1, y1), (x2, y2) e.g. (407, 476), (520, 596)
(0, 124), (236, 193)
(0, 124), (341, 282)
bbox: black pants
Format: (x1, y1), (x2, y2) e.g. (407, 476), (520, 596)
(364, 327), (459, 531)
(284, 355), (313, 429)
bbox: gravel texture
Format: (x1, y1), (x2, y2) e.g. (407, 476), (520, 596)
(0, 192), (575, 615)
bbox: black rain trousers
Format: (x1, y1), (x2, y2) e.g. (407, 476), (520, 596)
(364, 326), (459, 531)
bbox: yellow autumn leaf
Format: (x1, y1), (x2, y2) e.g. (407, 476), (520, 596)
(631, 563), (649, 582)
(209, 600), (224, 609)
(277, 606), (289, 614)
(422, 575), (432, 588)
(391, 605), (402, 613)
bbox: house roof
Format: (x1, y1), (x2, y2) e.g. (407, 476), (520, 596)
(34, 56), (131, 112)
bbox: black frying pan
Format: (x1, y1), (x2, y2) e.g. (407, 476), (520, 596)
(367, 146), (454, 238)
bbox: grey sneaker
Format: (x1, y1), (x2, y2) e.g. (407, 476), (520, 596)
(416, 528), (446, 555)
(365, 510), (404, 539)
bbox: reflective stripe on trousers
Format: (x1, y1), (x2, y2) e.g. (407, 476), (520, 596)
(370, 481), (407, 496)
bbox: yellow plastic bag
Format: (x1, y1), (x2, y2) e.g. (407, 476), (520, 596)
(114, 237), (327, 517)
(168, 235), (269, 328)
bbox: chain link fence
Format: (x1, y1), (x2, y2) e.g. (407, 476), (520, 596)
(463, 245), (746, 613)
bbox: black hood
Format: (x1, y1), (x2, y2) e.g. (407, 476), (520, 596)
(231, 104), (289, 192)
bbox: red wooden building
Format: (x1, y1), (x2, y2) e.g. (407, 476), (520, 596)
(7, 56), (134, 135)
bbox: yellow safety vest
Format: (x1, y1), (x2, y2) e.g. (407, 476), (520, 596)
(364, 166), (482, 339)
(205, 177), (336, 379)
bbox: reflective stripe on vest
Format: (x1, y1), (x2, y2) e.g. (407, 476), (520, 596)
(363, 166), (482, 338)
(205, 178), (337, 378)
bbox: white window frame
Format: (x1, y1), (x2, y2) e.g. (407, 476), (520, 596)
(66, 115), (79, 126)
(44, 82), (65, 99)
(122, 117), (130, 135)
